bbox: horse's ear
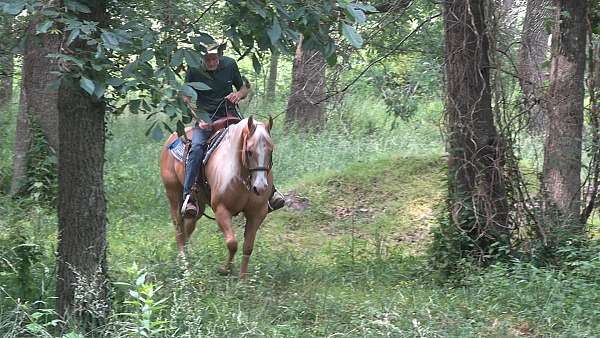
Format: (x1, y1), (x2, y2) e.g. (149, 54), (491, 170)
(267, 115), (274, 133)
(247, 116), (256, 135)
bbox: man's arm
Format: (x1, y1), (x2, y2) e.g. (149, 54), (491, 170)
(225, 84), (248, 104)
(225, 61), (249, 104)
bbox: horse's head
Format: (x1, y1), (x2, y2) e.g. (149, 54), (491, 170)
(242, 116), (274, 196)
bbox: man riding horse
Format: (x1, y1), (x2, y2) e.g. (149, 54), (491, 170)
(181, 40), (285, 217)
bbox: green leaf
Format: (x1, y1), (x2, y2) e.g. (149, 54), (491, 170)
(135, 272), (146, 286)
(66, 29), (80, 46)
(182, 85), (198, 102)
(267, 17), (282, 44)
(166, 105), (179, 118)
(64, 0), (91, 13)
(165, 67), (178, 87)
(162, 121), (174, 134)
(36, 20), (53, 34)
(353, 3), (377, 13)
(101, 31), (119, 50)
(3, 2), (25, 15)
(347, 4), (366, 24)
(25, 323), (44, 334)
(41, 9), (60, 17)
(176, 121), (186, 138)
(252, 53), (261, 74)
(341, 23), (363, 48)
(93, 83), (106, 99)
(150, 124), (164, 141)
(128, 99), (141, 114)
(171, 49), (184, 67)
(53, 54), (84, 69)
(184, 49), (203, 69)
(145, 120), (158, 137)
(106, 77), (125, 87)
(95, 45), (105, 59)
(139, 49), (154, 63)
(186, 82), (211, 91)
(190, 33), (216, 46)
(80, 77), (95, 95)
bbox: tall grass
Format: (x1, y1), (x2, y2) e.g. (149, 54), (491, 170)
(3, 92), (600, 337)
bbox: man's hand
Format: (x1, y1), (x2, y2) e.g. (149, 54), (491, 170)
(225, 92), (243, 104)
(198, 120), (210, 129)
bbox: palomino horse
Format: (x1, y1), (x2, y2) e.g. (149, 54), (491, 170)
(159, 117), (274, 278)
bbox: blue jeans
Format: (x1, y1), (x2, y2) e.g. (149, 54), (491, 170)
(183, 125), (213, 198)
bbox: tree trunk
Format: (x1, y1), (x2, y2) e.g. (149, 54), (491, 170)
(9, 88), (31, 195)
(266, 51), (278, 102)
(542, 0), (587, 227)
(10, 10), (61, 196)
(581, 42), (600, 224)
(0, 15), (14, 110)
(56, 0), (109, 327)
(21, 15), (61, 152)
(286, 35), (326, 130)
(518, 0), (551, 132)
(444, 0), (509, 262)
(0, 54), (12, 110)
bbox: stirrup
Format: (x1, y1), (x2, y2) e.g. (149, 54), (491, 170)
(181, 194), (198, 217)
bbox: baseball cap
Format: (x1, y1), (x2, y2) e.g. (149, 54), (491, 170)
(202, 39), (226, 55)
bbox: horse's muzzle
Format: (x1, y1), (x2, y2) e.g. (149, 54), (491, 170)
(251, 176), (269, 196)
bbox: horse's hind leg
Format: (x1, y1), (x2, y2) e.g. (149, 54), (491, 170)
(214, 206), (237, 275)
(240, 212), (266, 279)
(165, 187), (186, 254)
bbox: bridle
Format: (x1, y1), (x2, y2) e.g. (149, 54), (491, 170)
(245, 149), (272, 173)
(242, 126), (272, 189)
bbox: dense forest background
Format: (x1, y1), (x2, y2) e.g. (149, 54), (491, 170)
(1, 0), (600, 336)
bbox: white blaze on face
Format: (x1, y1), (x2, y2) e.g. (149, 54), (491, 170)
(250, 127), (270, 195)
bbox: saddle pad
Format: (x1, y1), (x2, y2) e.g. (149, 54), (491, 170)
(167, 137), (185, 162)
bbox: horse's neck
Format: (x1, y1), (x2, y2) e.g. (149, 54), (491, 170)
(212, 124), (244, 185)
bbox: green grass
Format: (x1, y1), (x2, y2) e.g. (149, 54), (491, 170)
(3, 95), (600, 337)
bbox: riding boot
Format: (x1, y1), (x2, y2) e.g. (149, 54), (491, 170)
(268, 187), (285, 212)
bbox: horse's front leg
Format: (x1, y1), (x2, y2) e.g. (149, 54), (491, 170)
(215, 206), (237, 274)
(240, 210), (267, 279)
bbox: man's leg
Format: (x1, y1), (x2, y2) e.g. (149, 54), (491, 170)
(182, 126), (211, 217)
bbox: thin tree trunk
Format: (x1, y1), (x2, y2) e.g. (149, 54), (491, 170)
(444, 0), (510, 262)
(10, 88), (31, 195)
(286, 35), (326, 130)
(0, 15), (14, 110)
(518, 0), (551, 132)
(581, 42), (600, 224)
(542, 0), (587, 227)
(266, 51), (278, 102)
(0, 55), (12, 110)
(56, 0), (109, 327)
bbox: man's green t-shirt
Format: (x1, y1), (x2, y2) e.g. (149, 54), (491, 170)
(185, 56), (244, 121)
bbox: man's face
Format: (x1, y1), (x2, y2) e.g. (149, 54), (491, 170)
(204, 53), (220, 71)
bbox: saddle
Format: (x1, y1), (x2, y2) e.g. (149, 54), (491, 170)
(180, 116), (241, 201)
